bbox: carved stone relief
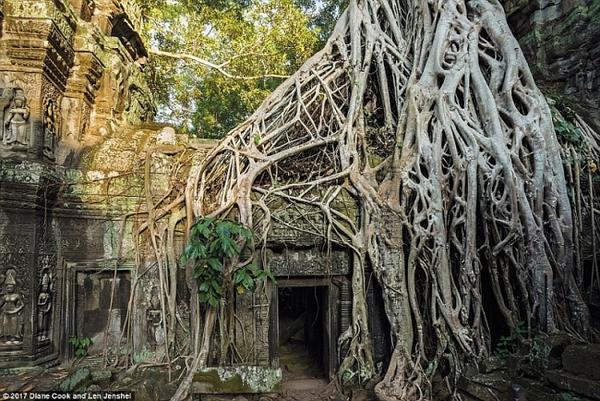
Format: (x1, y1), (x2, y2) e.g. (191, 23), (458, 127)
(36, 268), (53, 342)
(43, 99), (59, 160)
(146, 286), (164, 350)
(1, 87), (30, 149)
(0, 268), (25, 346)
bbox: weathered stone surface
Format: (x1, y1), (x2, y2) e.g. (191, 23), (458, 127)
(267, 248), (350, 277)
(513, 378), (564, 401)
(0, 0), (165, 369)
(562, 344), (600, 380)
(546, 369), (600, 400)
(87, 384), (102, 392)
(90, 369), (112, 383)
(458, 372), (509, 401)
(503, 0), (600, 131)
(58, 367), (91, 391)
(118, 369), (178, 401)
(480, 356), (505, 373)
(192, 367), (282, 394)
(545, 333), (576, 369)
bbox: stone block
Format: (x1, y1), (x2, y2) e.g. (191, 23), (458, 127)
(458, 372), (509, 401)
(562, 344), (600, 380)
(58, 367), (91, 391)
(90, 369), (112, 383)
(192, 367), (282, 395)
(480, 356), (505, 373)
(545, 370), (600, 400)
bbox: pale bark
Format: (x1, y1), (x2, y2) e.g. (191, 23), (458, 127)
(173, 0), (595, 399)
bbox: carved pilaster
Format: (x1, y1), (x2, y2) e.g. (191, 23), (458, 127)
(3, 0), (76, 91)
(36, 267), (54, 343)
(68, 0), (94, 21)
(0, 159), (63, 367)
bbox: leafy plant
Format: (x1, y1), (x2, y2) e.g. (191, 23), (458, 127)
(133, 349), (153, 364)
(527, 337), (551, 371)
(553, 112), (585, 150)
(68, 336), (93, 358)
(560, 392), (583, 401)
(181, 217), (275, 307)
(547, 94), (593, 159)
(495, 321), (527, 361)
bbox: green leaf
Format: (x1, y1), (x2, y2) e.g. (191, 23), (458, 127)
(208, 296), (219, 308)
(234, 272), (245, 284)
(243, 276), (254, 290)
(211, 280), (222, 295)
(240, 226), (253, 241)
(207, 258), (223, 272)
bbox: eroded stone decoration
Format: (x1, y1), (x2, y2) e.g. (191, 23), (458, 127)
(146, 286), (164, 350)
(0, 269), (25, 346)
(43, 100), (58, 160)
(37, 269), (53, 342)
(1, 88), (30, 149)
(0, 0), (157, 368)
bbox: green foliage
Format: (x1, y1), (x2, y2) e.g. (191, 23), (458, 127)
(495, 321), (527, 361)
(553, 110), (586, 150)
(181, 217), (275, 307)
(547, 93), (591, 156)
(341, 366), (372, 386)
(68, 336), (93, 358)
(527, 337), (551, 371)
(139, 0), (325, 138)
(293, 0), (349, 44)
(560, 392), (583, 401)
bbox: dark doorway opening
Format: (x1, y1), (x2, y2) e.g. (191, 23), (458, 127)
(75, 270), (131, 355)
(278, 286), (327, 379)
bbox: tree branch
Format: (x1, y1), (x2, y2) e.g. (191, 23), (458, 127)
(149, 49), (290, 81)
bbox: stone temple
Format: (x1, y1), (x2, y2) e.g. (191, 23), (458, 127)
(0, 0), (158, 367)
(0, 0), (383, 378)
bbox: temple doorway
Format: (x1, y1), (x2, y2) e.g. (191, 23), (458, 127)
(272, 278), (341, 381)
(278, 286), (326, 379)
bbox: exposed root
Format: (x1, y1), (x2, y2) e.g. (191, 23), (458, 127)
(98, 1), (600, 400)
(180, 0), (597, 398)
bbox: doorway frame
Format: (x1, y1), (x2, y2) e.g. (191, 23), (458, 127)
(60, 258), (133, 359)
(270, 277), (341, 379)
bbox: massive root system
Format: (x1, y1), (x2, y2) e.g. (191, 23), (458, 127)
(125, 1), (600, 400)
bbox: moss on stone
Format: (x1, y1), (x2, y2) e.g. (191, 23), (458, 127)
(194, 369), (252, 393)
(192, 366), (282, 394)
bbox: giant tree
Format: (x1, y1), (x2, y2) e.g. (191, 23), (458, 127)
(163, 0), (598, 399)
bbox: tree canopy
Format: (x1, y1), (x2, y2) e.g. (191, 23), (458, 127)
(140, 0), (347, 138)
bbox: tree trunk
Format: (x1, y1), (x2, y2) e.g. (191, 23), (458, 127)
(185, 0), (592, 398)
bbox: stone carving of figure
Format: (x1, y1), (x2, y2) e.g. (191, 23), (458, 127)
(146, 287), (164, 349)
(0, 81), (14, 141)
(37, 269), (53, 341)
(3, 89), (30, 148)
(43, 101), (57, 160)
(0, 269), (25, 345)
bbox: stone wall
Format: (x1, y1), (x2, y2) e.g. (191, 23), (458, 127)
(0, 0), (164, 368)
(504, 0), (600, 130)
